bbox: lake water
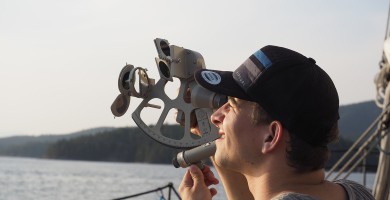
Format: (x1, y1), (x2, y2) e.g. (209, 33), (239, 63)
(0, 157), (376, 200)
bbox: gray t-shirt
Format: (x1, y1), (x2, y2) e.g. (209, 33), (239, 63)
(271, 179), (375, 200)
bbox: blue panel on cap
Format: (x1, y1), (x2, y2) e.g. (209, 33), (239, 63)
(254, 50), (272, 68)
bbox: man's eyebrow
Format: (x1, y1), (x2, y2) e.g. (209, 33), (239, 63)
(228, 96), (238, 106)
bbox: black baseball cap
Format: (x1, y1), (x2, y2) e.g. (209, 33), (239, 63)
(194, 45), (339, 146)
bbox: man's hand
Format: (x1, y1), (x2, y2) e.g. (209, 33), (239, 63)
(179, 165), (219, 200)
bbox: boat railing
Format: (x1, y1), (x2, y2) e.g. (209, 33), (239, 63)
(111, 182), (181, 200)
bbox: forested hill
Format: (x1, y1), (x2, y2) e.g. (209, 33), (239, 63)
(338, 100), (381, 141)
(0, 100), (382, 168)
(45, 127), (182, 163)
(0, 127), (114, 158)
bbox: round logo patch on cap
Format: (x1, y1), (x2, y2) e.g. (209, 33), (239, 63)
(201, 71), (221, 85)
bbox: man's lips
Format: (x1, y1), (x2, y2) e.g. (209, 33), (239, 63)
(218, 131), (225, 139)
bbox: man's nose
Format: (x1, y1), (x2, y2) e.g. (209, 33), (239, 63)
(211, 104), (227, 128)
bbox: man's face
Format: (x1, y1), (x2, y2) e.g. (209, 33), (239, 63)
(211, 97), (268, 171)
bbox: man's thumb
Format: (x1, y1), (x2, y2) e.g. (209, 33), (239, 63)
(189, 165), (204, 186)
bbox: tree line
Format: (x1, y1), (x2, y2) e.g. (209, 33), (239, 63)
(45, 126), (184, 164)
(43, 125), (379, 171)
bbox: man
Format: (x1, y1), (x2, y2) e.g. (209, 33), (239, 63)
(179, 45), (375, 199)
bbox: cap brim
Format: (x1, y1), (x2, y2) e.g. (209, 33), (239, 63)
(194, 69), (253, 101)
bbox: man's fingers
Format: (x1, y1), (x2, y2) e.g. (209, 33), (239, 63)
(189, 165), (205, 187)
(210, 188), (218, 197)
(180, 170), (194, 190)
(202, 166), (219, 186)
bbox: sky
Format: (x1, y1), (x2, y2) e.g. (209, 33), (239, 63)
(0, 0), (389, 137)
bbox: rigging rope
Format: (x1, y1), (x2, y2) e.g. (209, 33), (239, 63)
(326, 105), (390, 181)
(385, 1), (390, 39)
(376, 131), (390, 155)
(326, 108), (387, 179)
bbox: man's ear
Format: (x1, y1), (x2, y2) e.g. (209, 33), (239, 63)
(262, 121), (283, 154)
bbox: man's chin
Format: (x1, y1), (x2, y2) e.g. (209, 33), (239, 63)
(214, 152), (229, 167)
